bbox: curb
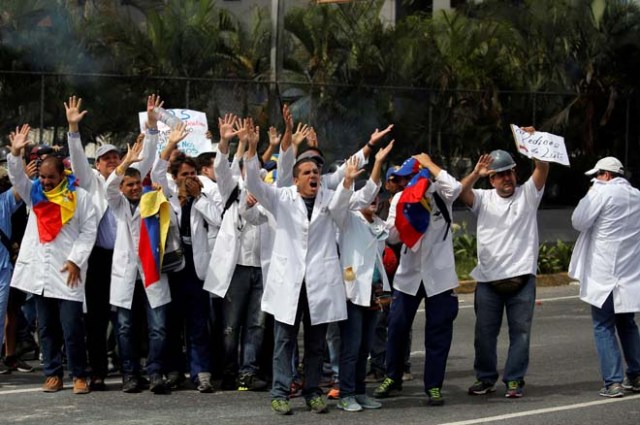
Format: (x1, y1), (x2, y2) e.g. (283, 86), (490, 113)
(455, 272), (573, 294)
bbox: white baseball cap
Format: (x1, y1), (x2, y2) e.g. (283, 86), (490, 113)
(584, 156), (624, 176)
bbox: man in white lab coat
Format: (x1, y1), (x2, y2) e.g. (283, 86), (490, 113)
(7, 124), (97, 394)
(243, 122), (368, 415)
(569, 157), (640, 397)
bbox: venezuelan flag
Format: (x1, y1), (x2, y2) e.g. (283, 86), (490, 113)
(138, 187), (170, 287)
(395, 166), (432, 249)
(31, 172), (78, 243)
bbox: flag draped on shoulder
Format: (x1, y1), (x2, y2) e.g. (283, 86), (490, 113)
(138, 187), (170, 287)
(395, 160), (431, 249)
(31, 171), (78, 243)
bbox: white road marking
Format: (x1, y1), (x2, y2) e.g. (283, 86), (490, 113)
(0, 378), (122, 395)
(416, 295), (580, 313)
(436, 393), (640, 425)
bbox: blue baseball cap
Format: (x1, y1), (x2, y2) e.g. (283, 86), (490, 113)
(387, 158), (419, 181)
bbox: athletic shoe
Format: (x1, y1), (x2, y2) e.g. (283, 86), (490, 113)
(427, 387), (444, 406)
(600, 383), (624, 398)
(165, 370), (185, 390)
(306, 395), (329, 413)
(237, 372), (267, 391)
(271, 399), (292, 415)
(73, 377), (90, 394)
(149, 374), (170, 394)
(327, 387), (340, 399)
(337, 396), (362, 412)
(373, 377), (402, 398)
(4, 357), (34, 373)
(122, 375), (141, 393)
(197, 372), (214, 393)
(505, 381), (524, 398)
(42, 376), (63, 392)
(622, 376), (640, 393)
(355, 394), (382, 409)
(89, 376), (107, 391)
(468, 380), (496, 395)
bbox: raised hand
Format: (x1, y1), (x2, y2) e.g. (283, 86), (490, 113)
(369, 124), (394, 147)
(219, 113), (239, 142)
(283, 104), (293, 132)
(474, 154), (493, 178)
(9, 124), (31, 156)
(307, 127), (318, 148)
(268, 126), (281, 147)
(117, 139), (144, 174)
(64, 96), (88, 132)
(146, 94), (164, 129)
(168, 122), (188, 146)
(376, 140), (395, 163)
(292, 122), (311, 147)
(521, 126), (536, 134)
(344, 155), (365, 184)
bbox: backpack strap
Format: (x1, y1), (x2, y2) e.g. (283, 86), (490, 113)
(221, 185), (240, 222)
(432, 192), (451, 241)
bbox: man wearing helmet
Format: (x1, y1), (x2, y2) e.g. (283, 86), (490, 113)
(459, 130), (549, 399)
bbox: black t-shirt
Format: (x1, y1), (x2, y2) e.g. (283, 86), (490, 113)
(302, 196), (315, 221)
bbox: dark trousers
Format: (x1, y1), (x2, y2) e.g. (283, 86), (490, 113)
(35, 295), (87, 379)
(339, 301), (378, 397)
(385, 286), (458, 390)
(84, 246), (114, 379)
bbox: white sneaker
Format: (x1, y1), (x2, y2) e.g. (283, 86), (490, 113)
(337, 396), (363, 412)
(355, 394), (382, 409)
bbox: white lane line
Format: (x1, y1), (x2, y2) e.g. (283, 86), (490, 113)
(437, 394), (640, 425)
(0, 378), (122, 395)
(416, 295), (580, 313)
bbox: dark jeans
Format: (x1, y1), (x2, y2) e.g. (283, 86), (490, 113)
(473, 275), (536, 384)
(222, 265), (265, 376)
(84, 246), (114, 379)
(385, 286), (458, 390)
(369, 308), (412, 375)
(271, 285), (328, 401)
(339, 301), (378, 397)
(167, 245), (211, 380)
(35, 295), (87, 378)
(115, 280), (168, 377)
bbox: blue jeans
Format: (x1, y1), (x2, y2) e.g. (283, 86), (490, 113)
(34, 295), (87, 378)
(326, 322), (340, 383)
(271, 285), (328, 401)
(115, 280), (168, 377)
(385, 286), (458, 390)
(222, 265), (265, 376)
(167, 245), (211, 381)
(0, 266), (11, 349)
(338, 301), (378, 397)
(591, 293), (640, 386)
(473, 275), (536, 384)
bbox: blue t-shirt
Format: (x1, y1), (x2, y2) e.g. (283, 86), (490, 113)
(0, 189), (22, 270)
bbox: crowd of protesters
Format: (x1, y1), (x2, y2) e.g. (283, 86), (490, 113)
(0, 94), (639, 415)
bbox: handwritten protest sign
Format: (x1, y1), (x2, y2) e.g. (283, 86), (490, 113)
(510, 124), (570, 166)
(138, 109), (213, 157)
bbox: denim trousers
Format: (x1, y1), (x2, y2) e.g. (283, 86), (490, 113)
(385, 286), (458, 390)
(84, 246), (114, 379)
(34, 295), (87, 378)
(271, 285), (328, 401)
(473, 275), (536, 384)
(115, 280), (168, 377)
(166, 245), (211, 380)
(338, 301), (378, 397)
(0, 266), (11, 350)
(222, 264), (265, 377)
(591, 293), (640, 386)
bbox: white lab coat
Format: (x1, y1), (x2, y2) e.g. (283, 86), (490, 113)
(151, 159), (222, 281)
(8, 154), (97, 302)
(569, 177), (640, 312)
(106, 171), (171, 309)
(244, 154), (352, 326)
(333, 194), (391, 307)
(386, 170), (461, 297)
(198, 175), (224, 251)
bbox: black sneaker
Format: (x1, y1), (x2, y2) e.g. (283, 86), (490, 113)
(90, 376), (108, 391)
(237, 372), (267, 391)
(427, 387), (445, 406)
(4, 356), (34, 373)
(149, 374), (170, 394)
(468, 380), (496, 395)
(165, 371), (185, 390)
(373, 377), (402, 398)
(122, 376), (141, 393)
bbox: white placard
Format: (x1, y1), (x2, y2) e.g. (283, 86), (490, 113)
(510, 124), (570, 166)
(138, 109), (213, 157)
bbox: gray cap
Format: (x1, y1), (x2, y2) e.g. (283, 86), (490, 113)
(584, 156), (624, 176)
(95, 144), (119, 159)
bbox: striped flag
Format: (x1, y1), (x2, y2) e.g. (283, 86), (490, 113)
(138, 187), (170, 287)
(31, 172), (78, 243)
(395, 166), (432, 249)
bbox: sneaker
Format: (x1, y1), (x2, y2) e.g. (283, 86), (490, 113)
(306, 395), (329, 413)
(505, 381), (524, 398)
(427, 387), (445, 406)
(4, 357), (34, 373)
(89, 376), (107, 391)
(337, 396), (363, 412)
(271, 399), (292, 415)
(468, 380), (496, 395)
(0, 361), (10, 375)
(355, 394), (382, 409)
(42, 376), (63, 392)
(138, 375), (150, 390)
(373, 377), (402, 398)
(402, 372), (414, 382)
(197, 372), (214, 393)
(237, 372), (267, 391)
(149, 374), (170, 395)
(622, 376), (640, 393)
(122, 375), (141, 393)
(327, 387), (340, 399)
(165, 370), (185, 390)
(73, 377), (90, 394)
(600, 383), (624, 398)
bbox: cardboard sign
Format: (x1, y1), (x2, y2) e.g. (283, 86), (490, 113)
(510, 124), (570, 166)
(138, 109), (214, 157)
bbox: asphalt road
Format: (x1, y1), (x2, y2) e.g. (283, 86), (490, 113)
(1, 284), (639, 425)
